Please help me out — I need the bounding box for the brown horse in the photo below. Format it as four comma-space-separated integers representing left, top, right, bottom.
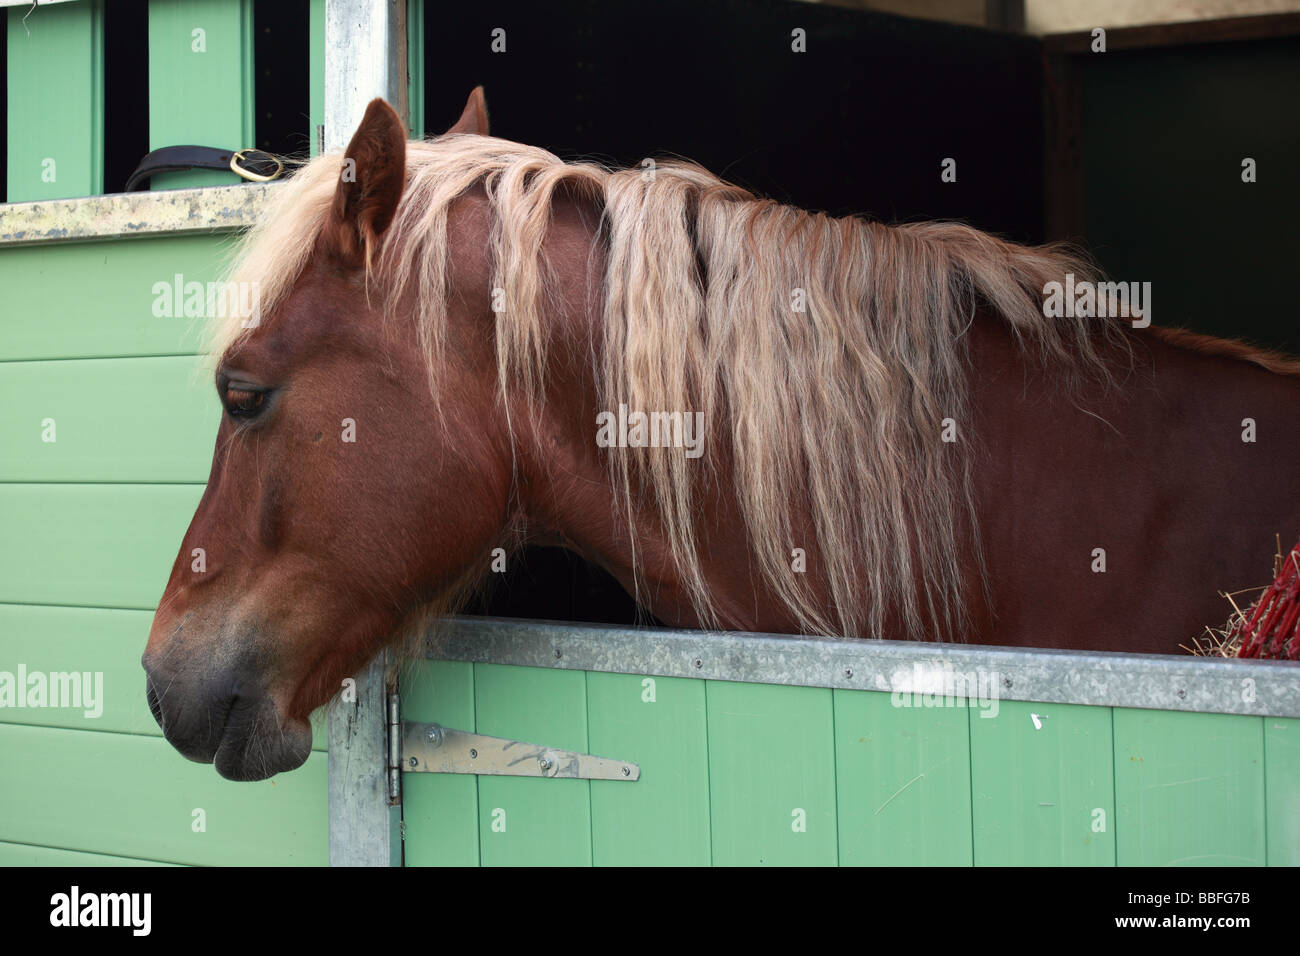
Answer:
144, 90, 1300, 780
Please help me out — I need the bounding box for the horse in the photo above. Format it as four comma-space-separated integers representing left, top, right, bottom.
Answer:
143, 89, 1300, 781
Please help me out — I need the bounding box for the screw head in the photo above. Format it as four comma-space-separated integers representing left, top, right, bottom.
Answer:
408, 756, 417, 768
844, 668, 853, 678
621, 766, 631, 777
469, 748, 478, 759
694, 658, 703, 669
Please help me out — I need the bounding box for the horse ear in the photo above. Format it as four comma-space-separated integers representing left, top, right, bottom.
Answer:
446, 86, 489, 136
328, 98, 407, 267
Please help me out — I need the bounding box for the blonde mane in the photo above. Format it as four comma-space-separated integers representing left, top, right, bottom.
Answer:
214, 134, 1126, 641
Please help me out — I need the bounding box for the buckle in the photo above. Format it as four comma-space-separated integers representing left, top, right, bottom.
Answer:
230, 148, 285, 183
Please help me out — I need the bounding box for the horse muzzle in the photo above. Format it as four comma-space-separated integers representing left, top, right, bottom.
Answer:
142, 653, 312, 781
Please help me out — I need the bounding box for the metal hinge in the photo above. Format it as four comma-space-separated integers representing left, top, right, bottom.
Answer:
401, 722, 640, 782
387, 689, 402, 803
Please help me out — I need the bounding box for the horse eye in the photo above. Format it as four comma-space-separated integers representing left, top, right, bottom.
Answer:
223, 386, 268, 419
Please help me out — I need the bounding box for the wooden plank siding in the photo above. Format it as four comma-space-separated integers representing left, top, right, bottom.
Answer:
401, 663, 1298, 866
146, 0, 255, 191
5, 0, 104, 202
0, 235, 328, 866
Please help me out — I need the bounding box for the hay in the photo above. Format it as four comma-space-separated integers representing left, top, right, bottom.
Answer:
1185, 536, 1300, 660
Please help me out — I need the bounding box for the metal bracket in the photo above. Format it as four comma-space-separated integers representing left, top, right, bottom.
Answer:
386, 689, 402, 804
401, 722, 640, 782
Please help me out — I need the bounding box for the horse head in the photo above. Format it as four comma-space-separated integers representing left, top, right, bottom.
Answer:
143, 92, 518, 781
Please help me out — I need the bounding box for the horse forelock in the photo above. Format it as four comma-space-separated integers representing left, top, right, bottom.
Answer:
214, 134, 1145, 641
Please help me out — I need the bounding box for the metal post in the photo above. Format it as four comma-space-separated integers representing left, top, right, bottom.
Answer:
323, 1, 408, 865
328, 651, 402, 866
322, 0, 409, 151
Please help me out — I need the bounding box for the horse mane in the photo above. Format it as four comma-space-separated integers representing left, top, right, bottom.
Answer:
220, 134, 1293, 641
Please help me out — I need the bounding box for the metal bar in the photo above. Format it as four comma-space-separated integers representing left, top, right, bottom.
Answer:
323, 0, 409, 868
0, 184, 276, 245
328, 652, 401, 866
423, 616, 1300, 719
323, 0, 408, 151
402, 722, 640, 781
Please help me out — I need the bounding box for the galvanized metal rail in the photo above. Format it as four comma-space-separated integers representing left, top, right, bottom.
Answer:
424, 616, 1300, 719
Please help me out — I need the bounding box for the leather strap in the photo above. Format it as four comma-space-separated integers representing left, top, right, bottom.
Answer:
125, 145, 285, 191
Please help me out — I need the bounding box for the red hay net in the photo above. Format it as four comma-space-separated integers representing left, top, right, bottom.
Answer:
1232, 537, 1300, 661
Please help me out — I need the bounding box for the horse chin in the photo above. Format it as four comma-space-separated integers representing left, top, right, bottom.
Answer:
211, 705, 314, 782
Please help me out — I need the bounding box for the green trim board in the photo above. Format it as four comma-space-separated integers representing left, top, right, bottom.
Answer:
309, 0, 325, 155
0, 722, 326, 866
0, 603, 329, 751
407, 0, 424, 138
473, 664, 591, 866
0, 355, 219, 482
0, 483, 203, 609
6, 0, 104, 201
401, 660, 479, 866
0, 234, 238, 361
0, 841, 181, 867
396, 659, 1299, 866
836, 688, 973, 865
147, 0, 255, 191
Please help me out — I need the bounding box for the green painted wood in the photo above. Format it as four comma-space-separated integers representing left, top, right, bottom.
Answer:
1264, 717, 1300, 866
407, 0, 425, 138
147, 0, 254, 190
706, 680, 837, 865
309, 0, 325, 156
0, 356, 218, 482
0, 484, 202, 609
401, 659, 479, 866
970, 699, 1114, 865
587, 672, 710, 865
0, 236, 229, 361
0, 723, 326, 865
6, 0, 104, 201
474, 663, 591, 866
0, 841, 180, 867
0, 603, 328, 751
834, 689, 972, 865
1114, 708, 1266, 866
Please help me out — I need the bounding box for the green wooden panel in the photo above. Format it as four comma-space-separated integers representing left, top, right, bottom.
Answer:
706, 680, 837, 865
474, 663, 591, 866
0, 841, 179, 867
834, 689, 972, 865
6, 0, 104, 201
0, 724, 326, 865
971, 700, 1114, 865
0, 236, 230, 361
0, 356, 218, 482
147, 0, 254, 190
0, 603, 328, 751
587, 672, 710, 865
309, 0, 324, 156
1114, 708, 1266, 866
0, 484, 202, 609
1265, 717, 1300, 866
401, 659, 479, 866
407, 0, 424, 138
